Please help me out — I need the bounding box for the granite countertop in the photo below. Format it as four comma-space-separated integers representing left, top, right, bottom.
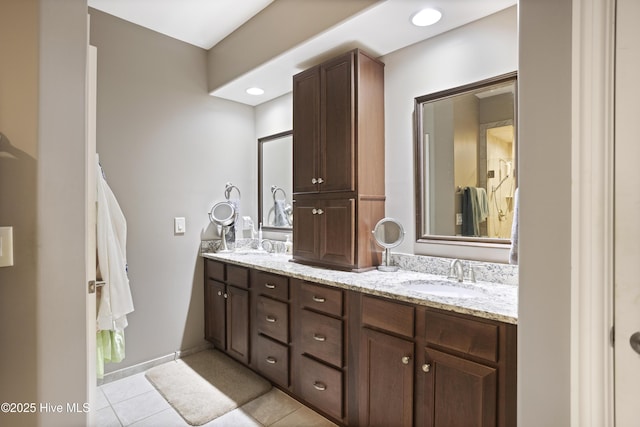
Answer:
202, 251, 518, 325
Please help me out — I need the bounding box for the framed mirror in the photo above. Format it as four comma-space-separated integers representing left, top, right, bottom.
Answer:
258, 130, 293, 231
414, 72, 517, 245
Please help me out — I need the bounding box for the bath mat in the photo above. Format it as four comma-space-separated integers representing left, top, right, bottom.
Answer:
145, 349, 272, 426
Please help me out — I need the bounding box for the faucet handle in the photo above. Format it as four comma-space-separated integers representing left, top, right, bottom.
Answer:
467, 266, 477, 283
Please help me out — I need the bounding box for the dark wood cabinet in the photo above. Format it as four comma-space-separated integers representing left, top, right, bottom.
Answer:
292, 279, 348, 425
358, 296, 416, 427
250, 269, 291, 389
204, 278, 226, 348
204, 259, 517, 427
415, 310, 516, 427
419, 347, 497, 427
292, 198, 355, 268
203, 260, 249, 364
292, 49, 385, 271
359, 328, 415, 427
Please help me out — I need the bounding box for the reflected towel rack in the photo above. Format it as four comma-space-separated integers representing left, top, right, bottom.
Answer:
271, 185, 287, 202
224, 182, 241, 200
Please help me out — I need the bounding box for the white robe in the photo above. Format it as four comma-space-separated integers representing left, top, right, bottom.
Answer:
96, 154, 134, 331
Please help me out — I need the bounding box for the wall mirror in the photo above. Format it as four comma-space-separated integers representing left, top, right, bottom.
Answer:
414, 72, 517, 245
258, 130, 293, 231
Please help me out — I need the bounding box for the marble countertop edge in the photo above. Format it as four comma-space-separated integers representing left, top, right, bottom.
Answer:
202, 251, 518, 325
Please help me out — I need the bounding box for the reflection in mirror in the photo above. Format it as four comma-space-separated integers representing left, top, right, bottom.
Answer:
259, 131, 293, 231
372, 218, 405, 272
415, 72, 517, 244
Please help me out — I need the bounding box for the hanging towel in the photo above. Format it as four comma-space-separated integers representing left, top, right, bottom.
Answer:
96, 154, 134, 331
226, 198, 240, 245
476, 187, 490, 223
509, 187, 519, 265
273, 199, 290, 227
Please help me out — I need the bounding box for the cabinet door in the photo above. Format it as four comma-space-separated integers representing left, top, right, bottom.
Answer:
293, 66, 320, 194
205, 279, 226, 350
359, 328, 414, 427
319, 198, 355, 267
292, 200, 320, 260
321, 52, 355, 193
420, 347, 497, 427
226, 285, 249, 364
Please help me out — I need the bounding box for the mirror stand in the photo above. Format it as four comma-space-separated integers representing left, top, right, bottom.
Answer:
372, 218, 405, 272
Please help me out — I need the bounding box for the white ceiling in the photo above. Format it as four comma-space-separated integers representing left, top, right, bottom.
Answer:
88, 0, 274, 49
89, 0, 516, 106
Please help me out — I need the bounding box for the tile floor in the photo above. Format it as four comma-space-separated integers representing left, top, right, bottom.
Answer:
95, 371, 338, 426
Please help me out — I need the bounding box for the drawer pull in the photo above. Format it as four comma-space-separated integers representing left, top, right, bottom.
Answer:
264, 283, 276, 289
401, 356, 411, 365
313, 334, 326, 342
313, 381, 327, 391
422, 363, 431, 373
312, 296, 326, 303
265, 356, 277, 364
265, 315, 277, 323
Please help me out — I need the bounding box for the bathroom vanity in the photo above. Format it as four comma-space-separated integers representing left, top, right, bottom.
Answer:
202, 251, 517, 427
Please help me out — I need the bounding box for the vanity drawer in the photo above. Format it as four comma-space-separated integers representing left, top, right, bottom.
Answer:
362, 295, 415, 339
254, 334, 289, 388
299, 309, 343, 367
226, 265, 249, 289
297, 355, 343, 421
299, 282, 342, 317
256, 296, 289, 344
425, 311, 499, 362
205, 259, 225, 281
254, 271, 289, 301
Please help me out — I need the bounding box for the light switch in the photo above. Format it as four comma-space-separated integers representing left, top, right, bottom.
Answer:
174, 217, 186, 234
0, 226, 14, 267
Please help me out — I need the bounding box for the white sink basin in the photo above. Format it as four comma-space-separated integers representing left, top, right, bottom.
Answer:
401, 280, 484, 299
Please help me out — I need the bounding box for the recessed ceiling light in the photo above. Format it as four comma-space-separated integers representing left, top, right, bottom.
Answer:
411, 8, 442, 27
246, 87, 264, 96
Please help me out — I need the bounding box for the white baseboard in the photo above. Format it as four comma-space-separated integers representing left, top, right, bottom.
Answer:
97, 342, 213, 386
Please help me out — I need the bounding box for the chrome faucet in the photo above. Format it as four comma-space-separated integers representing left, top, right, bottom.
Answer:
448, 259, 465, 282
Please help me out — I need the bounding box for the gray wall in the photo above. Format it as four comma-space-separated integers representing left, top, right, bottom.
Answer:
518, 0, 572, 424
0, 0, 89, 426
89, 9, 256, 373
381, 6, 517, 262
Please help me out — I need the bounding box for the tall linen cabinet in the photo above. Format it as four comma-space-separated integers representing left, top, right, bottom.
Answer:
292, 49, 385, 271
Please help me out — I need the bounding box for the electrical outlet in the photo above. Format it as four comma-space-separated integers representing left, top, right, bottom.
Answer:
456, 213, 463, 225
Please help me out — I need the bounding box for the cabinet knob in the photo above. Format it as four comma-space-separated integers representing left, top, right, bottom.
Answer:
264, 283, 276, 289
312, 296, 326, 303
422, 363, 431, 373
317, 209, 324, 215
317, 177, 324, 184
217, 291, 222, 296
265, 356, 277, 364
313, 381, 327, 391
312, 208, 318, 215
401, 356, 411, 365
265, 315, 277, 323
311, 178, 318, 184
223, 293, 228, 299
313, 333, 327, 342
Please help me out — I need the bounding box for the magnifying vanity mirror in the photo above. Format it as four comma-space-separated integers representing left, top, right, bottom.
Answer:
209, 201, 236, 252
258, 130, 293, 231
372, 218, 405, 272
414, 72, 517, 246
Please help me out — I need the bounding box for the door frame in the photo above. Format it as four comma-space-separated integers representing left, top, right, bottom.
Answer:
570, 0, 615, 425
